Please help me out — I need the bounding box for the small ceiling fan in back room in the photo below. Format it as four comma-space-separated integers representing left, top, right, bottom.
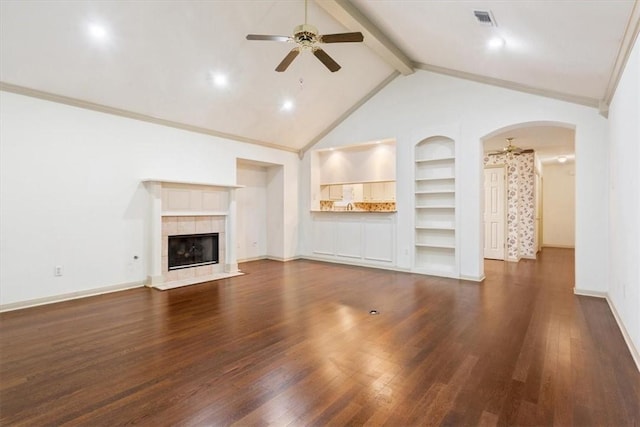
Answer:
488, 138, 534, 156
246, 0, 364, 72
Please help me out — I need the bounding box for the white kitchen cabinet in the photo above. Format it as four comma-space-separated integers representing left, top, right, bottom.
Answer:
329, 184, 343, 200
363, 181, 395, 201
321, 184, 344, 200
310, 212, 396, 266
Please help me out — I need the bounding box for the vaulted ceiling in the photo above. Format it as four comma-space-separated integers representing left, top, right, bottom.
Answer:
1, 1, 638, 154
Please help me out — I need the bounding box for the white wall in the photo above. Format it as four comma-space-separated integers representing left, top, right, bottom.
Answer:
607, 36, 640, 365
236, 163, 268, 261
317, 142, 396, 184
267, 165, 286, 260
0, 92, 299, 307
300, 69, 608, 291
542, 162, 576, 247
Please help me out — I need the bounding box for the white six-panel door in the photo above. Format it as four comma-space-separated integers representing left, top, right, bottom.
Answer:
484, 167, 505, 260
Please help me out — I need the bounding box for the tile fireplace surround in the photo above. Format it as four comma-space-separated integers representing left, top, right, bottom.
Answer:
143, 179, 244, 290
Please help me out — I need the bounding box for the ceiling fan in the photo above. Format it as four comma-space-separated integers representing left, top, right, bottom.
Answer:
246, 0, 364, 72
488, 138, 534, 156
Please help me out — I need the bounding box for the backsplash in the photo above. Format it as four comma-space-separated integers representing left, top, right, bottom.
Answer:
355, 202, 396, 211
319, 200, 396, 212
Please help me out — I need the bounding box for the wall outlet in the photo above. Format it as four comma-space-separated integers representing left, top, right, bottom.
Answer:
54, 266, 63, 277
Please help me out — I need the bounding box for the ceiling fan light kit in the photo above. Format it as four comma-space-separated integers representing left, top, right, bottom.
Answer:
488, 137, 534, 156
246, 0, 364, 72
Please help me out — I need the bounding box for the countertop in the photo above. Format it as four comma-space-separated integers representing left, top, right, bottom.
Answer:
311, 209, 397, 213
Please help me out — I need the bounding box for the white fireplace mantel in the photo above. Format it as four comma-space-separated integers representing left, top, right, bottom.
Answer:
143, 179, 243, 290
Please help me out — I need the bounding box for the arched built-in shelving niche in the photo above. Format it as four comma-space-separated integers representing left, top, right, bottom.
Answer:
414, 136, 458, 277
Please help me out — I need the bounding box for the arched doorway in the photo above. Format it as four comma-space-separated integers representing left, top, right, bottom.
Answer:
481, 122, 576, 262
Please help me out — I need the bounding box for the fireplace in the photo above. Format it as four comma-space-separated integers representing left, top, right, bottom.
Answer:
144, 179, 241, 290
168, 233, 219, 270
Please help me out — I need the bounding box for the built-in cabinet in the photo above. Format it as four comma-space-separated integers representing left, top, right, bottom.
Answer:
414, 137, 457, 276
310, 212, 396, 266
320, 184, 344, 200
320, 181, 395, 202
363, 181, 395, 201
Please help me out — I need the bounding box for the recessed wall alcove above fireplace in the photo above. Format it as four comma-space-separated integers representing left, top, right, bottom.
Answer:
143, 179, 244, 290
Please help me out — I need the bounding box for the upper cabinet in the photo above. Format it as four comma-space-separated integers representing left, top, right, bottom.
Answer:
319, 181, 395, 203
363, 181, 395, 201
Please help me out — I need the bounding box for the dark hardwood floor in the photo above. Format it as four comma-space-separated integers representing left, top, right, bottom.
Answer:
1, 248, 638, 426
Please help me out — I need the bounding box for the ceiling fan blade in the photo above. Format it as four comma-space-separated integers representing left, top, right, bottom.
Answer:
246, 34, 291, 42
518, 149, 535, 154
319, 32, 364, 43
275, 48, 300, 72
313, 48, 341, 72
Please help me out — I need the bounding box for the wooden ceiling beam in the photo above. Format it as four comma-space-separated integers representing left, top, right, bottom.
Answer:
315, 0, 414, 76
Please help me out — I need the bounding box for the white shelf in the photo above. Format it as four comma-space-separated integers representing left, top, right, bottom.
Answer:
415, 243, 456, 249
415, 190, 455, 194
414, 137, 457, 277
415, 176, 455, 182
416, 225, 455, 230
415, 156, 455, 163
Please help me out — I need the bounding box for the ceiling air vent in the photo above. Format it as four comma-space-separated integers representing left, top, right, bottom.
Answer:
474, 10, 497, 26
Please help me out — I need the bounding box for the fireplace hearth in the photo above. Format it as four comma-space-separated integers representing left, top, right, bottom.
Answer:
168, 233, 219, 270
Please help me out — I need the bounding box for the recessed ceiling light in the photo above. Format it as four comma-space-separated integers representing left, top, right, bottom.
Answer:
281, 100, 294, 111
88, 23, 109, 41
487, 36, 505, 50
212, 73, 228, 88
557, 156, 568, 163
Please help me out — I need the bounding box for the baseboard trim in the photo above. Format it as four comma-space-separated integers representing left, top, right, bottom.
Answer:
266, 255, 302, 262
301, 255, 412, 274
303, 256, 484, 282
605, 295, 640, 372
573, 288, 640, 372
460, 274, 486, 282
542, 244, 575, 249
237, 256, 302, 263
0, 280, 147, 313
237, 256, 268, 263
573, 288, 607, 298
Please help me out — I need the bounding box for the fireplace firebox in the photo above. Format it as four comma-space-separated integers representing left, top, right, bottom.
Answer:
168, 233, 219, 270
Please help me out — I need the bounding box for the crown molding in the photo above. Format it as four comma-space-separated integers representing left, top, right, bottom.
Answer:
0, 82, 298, 154
602, 0, 640, 110
413, 62, 600, 109
299, 70, 400, 158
